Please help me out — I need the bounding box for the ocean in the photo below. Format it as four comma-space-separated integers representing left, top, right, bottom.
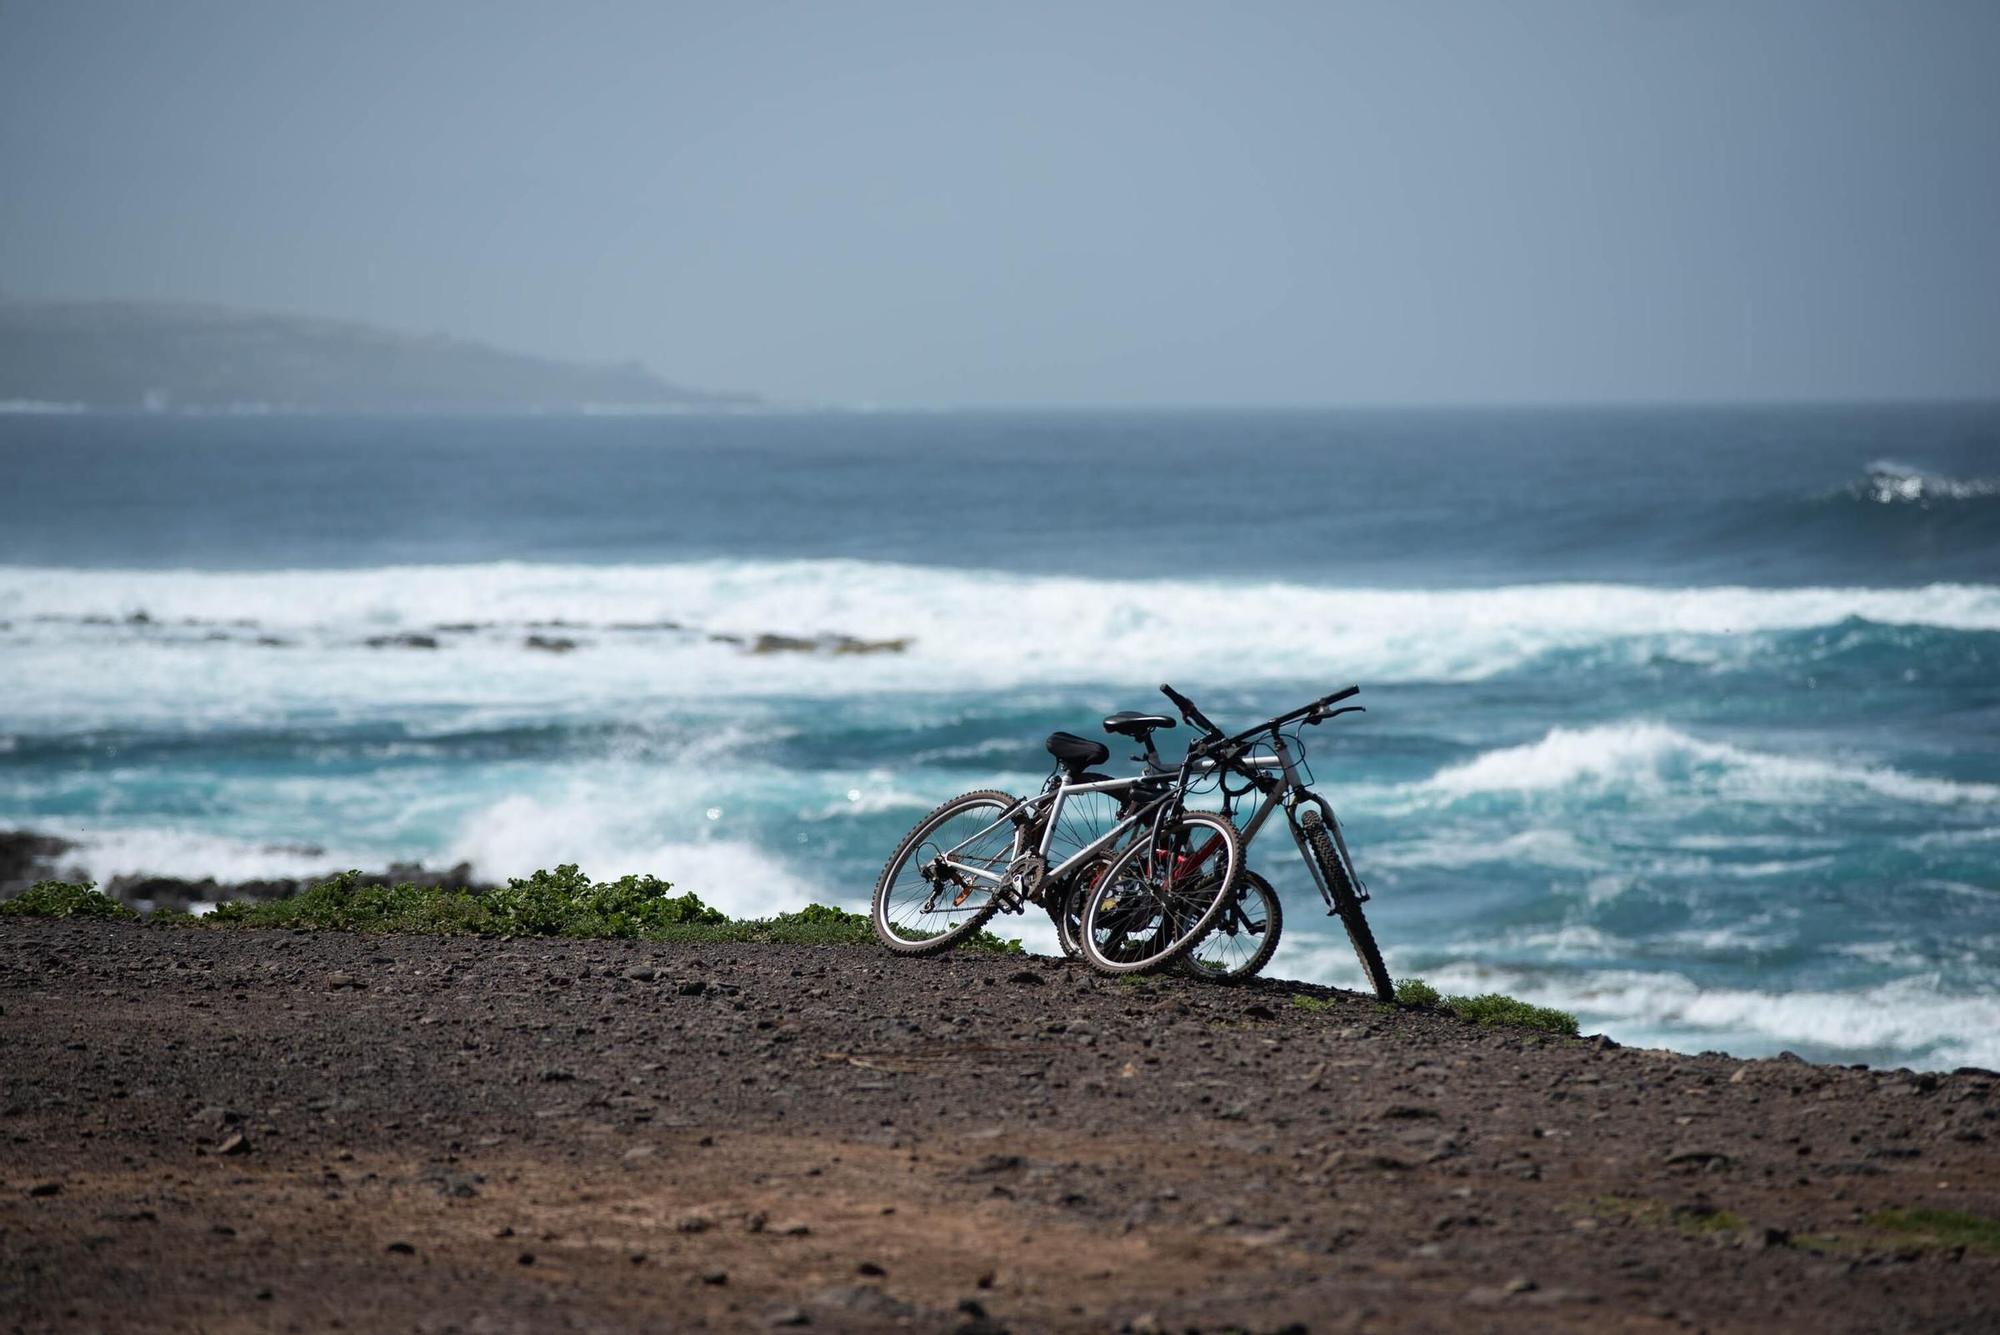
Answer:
2, 405, 1996, 1069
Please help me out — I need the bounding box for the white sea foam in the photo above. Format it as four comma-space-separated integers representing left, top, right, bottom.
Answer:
1369, 827, 1601, 872
52, 828, 372, 885
1274, 942, 2000, 1069
444, 791, 827, 919
2, 563, 1996, 705
1418, 722, 2000, 806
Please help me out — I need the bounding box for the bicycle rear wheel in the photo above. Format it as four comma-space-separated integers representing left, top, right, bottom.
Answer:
871, 790, 1020, 955
1301, 810, 1392, 1000
1078, 811, 1242, 976
1181, 869, 1282, 983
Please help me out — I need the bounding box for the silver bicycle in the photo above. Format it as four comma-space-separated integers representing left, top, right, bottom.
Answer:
870, 723, 1243, 975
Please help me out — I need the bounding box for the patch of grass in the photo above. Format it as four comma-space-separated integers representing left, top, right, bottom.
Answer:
1394, 977, 1442, 1007
1866, 1208, 2000, 1254
1388, 976, 1579, 1037
1589, 1195, 1746, 1238
210, 871, 493, 935
1674, 1205, 1747, 1236
19, 869, 1025, 956
0, 880, 139, 921
1444, 991, 1580, 1036
1291, 994, 1336, 1013
483, 865, 727, 939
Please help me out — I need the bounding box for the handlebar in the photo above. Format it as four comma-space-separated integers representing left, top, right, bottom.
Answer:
1159, 682, 1223, 738
1162, 682, 1362, 753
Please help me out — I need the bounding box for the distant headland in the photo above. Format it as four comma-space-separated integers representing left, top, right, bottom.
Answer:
0, 297, 758, 414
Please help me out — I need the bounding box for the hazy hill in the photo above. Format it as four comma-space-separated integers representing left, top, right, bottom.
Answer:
0, 298, 755, 413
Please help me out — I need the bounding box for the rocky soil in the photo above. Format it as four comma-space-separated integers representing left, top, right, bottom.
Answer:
2, 920, 1996, 1333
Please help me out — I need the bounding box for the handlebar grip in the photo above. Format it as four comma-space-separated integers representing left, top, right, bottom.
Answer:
1160, 682, 1223, 737
1320, 684, 1360, 708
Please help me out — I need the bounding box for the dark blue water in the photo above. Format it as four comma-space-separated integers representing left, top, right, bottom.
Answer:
2, 405, 1997, 1068
5, 405, 1998, 584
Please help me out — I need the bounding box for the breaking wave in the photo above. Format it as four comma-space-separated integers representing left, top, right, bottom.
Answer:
4, 562, 1997, 702
1836, 460, 2000, 507
1416, 722, 1999, 807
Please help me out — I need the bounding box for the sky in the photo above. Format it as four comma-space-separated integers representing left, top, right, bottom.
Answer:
2, 0, 1996, 407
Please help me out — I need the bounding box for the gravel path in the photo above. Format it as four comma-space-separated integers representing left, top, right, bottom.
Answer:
3, 920, 1996, 1332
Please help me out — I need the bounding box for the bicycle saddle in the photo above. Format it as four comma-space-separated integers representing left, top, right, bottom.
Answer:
1045, 731, 1110, 774
1102, 711, 1176, 738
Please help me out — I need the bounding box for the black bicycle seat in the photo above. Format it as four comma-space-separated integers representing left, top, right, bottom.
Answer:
1045, 731, 1110, 773
1102, 711, 1176, 738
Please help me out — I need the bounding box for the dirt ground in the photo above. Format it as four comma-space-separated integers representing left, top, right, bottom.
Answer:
2, 920, 1995, 1333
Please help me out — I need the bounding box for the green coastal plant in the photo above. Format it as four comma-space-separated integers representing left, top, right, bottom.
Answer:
1866, 1208, 2000, 1255
1388, 975, 1578, 1037
3, 869, 1023, 955
1393, 978, 1442, 1007
0, 880, 139, 921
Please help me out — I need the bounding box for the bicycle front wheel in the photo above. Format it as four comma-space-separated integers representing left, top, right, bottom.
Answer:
1079, 811, 1242, 976
872, 790, 1020, 955
1301, 810, 1392, 1000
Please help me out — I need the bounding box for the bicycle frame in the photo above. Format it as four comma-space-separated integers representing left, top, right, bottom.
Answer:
924, 771, 1179, 906
1195, 730, 1367, 914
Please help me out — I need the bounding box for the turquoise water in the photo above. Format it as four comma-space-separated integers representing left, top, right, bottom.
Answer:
2, 406, 1996, 1068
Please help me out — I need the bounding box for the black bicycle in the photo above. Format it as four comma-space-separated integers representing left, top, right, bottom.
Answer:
1075, 684, 1392, 999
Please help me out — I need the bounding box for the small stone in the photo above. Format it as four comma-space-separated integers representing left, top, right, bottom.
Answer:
856, 1260, 886, 1277
700, 1268, 728, 1285
539, 1069, 576, 1083
779, 1221, 812, 1236
327, 973, 362, 989
28, 1182, 62, 1198
518, 1253, 535, 1266
677, 978, 708, 996
677, 1211, 715, 1234
217, 1132, 250, 1156
624, 965, 657, 982
385, 1241, 415, 1255
621, 1145, 656, 1163
768, 1308, 810, 1328
1005, 968, 1045, 986
1503, 1277, 1537, 1295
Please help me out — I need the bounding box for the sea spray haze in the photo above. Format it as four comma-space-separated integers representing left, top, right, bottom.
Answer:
1, 405, 1997, 1067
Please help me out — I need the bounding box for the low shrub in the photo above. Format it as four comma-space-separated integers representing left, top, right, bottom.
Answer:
0, 880, 139, 921
1867, 1208, 2000, 1254
1375, 975, 1579, 1037
1394, 978, 1442, 1007
28, 865, 1026, 956
1442, 991, 1580, 1036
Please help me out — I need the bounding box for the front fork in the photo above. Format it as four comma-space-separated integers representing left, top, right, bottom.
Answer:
1283, 789, 1369, 910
